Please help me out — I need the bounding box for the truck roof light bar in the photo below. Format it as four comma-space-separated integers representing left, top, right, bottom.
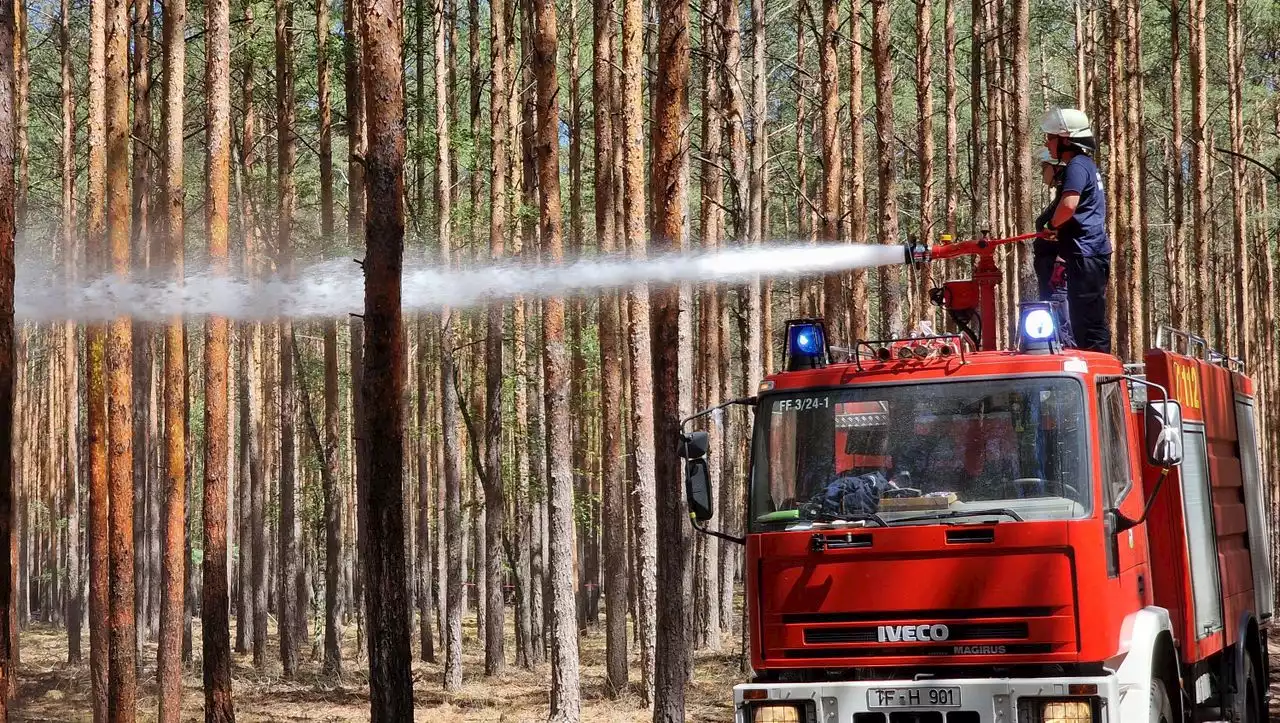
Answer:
852, 335, 968, 370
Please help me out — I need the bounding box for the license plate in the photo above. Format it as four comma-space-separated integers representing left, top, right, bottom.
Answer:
867, 687, 961, 709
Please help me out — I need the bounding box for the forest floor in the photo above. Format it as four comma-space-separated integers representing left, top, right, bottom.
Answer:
10, 611, 742, 722
15, 618, 1280, 720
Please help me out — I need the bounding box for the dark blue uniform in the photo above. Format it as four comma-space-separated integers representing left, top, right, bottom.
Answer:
1053, 154, 1111, 354
1034, 192, 1074, 346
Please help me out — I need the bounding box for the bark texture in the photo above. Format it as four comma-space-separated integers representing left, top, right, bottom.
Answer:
532, 0, 581, 714
158, 0, 187, 712
651, 0, 692, 714
359, 0, 415, 713
202, 0, 235, 714
105, 0, 138, 710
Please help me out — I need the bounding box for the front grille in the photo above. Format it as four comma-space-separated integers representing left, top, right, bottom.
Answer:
804, 622, 1029, 645
782, 607, 1060, 625
782, 643, 1057, 659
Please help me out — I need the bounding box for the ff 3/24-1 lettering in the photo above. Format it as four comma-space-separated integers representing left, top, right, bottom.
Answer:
775, 397, 832, 412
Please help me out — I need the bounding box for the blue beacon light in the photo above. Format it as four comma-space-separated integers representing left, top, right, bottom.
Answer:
1022, 308, 1055, 340
1017, 303, 1061, 354
784, 319, 828, 371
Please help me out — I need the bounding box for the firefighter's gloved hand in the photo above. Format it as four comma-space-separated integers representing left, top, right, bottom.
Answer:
1050, 258, 1068, 291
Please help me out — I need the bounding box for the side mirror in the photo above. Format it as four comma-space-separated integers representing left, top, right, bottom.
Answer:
1145, 399, 1184, 468
685, 457, 714, 522
678, 431, 710, 460
679, 432, 713, 522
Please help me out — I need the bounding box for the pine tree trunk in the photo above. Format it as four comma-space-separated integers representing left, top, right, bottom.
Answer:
127, 0, 154, 652
239, 12, 270, 667
1009, 0, 1032, 301
342, 0, 367, 661
914, 0, 933, 315
872, 0, 901, 335
533, 0, 581, 713
86, 0, 110, 703
1123, 0, 1144, 356
651, 0, 691, 712
415, 320, 436, 663
235, 326, 251, 655
483, 0, 508, 677
1168, 0, 1184, 329
157, 0, 186, 711
506, 0, 533, 671
349, 317, 368, 659
795, 0, 810, 306
519, 5, 544, 661
1189, 0, 1208, 335
0, 0, 14, 708
819, 0, 842, 335
359, 0, 415, 711
566, 0, 592, 633
128, 0, 155, 656
696, 0, 722, 654
275, 0, 301, 676
746, 0, 764, 379
722, 0, 747, 243
106, 0, 138, 706
622, 0, 656, 700
849, 0, 868, 338
942, 0, 956, 237
1226, 0, 1246, 362
316, 0, 344, 675
436, 0, 464, 690
60, 0, 83, 664
596, 0, 627, 686
967, 0, 982, 238
202, 0, 235, 713
11, 0, 22, 233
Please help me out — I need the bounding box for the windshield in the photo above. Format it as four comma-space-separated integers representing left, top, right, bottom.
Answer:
751, 377, 1089, 530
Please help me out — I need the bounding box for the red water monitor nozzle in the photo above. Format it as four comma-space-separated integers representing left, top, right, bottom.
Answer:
904, 231, 1047, 352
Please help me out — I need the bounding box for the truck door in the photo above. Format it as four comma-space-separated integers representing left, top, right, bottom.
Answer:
1098, 381, 1147, 586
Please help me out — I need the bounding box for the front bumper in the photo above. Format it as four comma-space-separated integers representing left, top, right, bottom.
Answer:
734, 674, 1120, 723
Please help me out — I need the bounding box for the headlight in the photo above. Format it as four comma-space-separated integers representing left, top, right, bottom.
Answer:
750, 703, 803, 723
1042, 701, 1092, 723
1018, 698, 1096, 723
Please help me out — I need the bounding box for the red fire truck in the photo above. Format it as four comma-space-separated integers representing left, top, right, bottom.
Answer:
680, 234, 1275, 723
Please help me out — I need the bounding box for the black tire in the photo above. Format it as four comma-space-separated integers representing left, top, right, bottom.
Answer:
1151, 677, 1174, 723
1243, 655, 1266, 723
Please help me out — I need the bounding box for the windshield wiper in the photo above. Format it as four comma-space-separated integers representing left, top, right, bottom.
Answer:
811, 511, 888, 527
889, 508, 1024, 524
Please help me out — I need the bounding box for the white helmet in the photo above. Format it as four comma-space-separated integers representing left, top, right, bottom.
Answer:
1036, 146, 1065, 166
1040, 107, 1093, 139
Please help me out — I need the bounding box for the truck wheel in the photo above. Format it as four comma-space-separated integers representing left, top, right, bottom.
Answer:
1151, 678, 1174, 723
1242, 656, 1264, 723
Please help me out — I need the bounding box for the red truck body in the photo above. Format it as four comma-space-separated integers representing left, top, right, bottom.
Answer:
697, 249, 1275, 722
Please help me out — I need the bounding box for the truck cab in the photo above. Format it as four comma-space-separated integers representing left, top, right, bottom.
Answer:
682, 308, 1273, 723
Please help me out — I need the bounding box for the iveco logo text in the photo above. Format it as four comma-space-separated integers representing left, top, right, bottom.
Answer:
876, 624, 950, 643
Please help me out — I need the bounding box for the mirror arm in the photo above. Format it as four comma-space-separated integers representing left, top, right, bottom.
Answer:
1114, 468, 1170, 533
680, 396, 758, 434
691, 517, 746, 546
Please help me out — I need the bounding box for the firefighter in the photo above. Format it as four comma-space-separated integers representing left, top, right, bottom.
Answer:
1040, 108, 1112, 354
1032, 147, 1075, 346
1033, 147, 1067, 301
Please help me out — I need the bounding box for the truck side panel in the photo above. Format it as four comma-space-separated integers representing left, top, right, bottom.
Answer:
1144, 349, 1262, 669
1197, 359, 1255, 658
